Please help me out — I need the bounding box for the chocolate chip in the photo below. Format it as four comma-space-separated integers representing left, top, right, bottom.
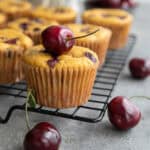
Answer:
33, 27, 40, 32
32, 18, 43, 24
47, 59, 58, 68
54, 8, 66, 13
85, 52, 97, 63
102, 14, 126, 19
80, 27, 90, 33
5, 38, 18, 44
101, 14, 113, 18
20, 22, 28, 30
118, 16, 126, 19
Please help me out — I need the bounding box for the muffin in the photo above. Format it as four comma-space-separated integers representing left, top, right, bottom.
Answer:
0, 0, 32, 20
65, 24, 112, 65
32, 6, 76, 24
8, 18, 58, 44
0, 13, 7, 28
22, 45, 99, 108
0, 29, 33, 83
82, 9, 133, 49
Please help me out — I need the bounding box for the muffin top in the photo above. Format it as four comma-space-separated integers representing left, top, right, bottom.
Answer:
8, 18, 58, 35
82, 9, 133, 26
23, 45, 99, 69
32, 6, 76, 23
65, 24, 112, 42
0, 13, 7, 24
0, 29, 33, 51
0, 0, 32, 14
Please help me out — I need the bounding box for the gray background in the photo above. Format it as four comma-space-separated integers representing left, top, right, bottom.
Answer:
0, 1, 150, 150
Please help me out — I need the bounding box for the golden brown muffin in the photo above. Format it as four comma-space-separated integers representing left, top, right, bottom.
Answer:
82, 9, 133, 49
8, 18, 58, 44
0, 29, 33, 83
22, 45, 99, 108
0, 0, 32, 20
65, 24, 112, 65
32, 6, 77, 24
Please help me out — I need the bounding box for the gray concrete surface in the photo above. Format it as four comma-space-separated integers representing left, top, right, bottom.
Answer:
0, 3, 150, 150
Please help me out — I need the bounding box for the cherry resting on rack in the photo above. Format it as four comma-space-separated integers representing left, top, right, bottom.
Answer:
108, 96, 141, 130
129, 58, 150, 79
24, 122, 61, 150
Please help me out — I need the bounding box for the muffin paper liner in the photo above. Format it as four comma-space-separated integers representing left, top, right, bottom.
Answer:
28, 32, 41, 45
83, 20, 132, 50
0, 50, 24, 84
107, 24, 132, 49
23, 63, 97, 108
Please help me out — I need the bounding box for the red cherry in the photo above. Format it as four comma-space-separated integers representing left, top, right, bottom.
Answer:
129, 58, 150, 79
121, 0, 137, 8
107, 0, 122, 8
42, 25, 75, 56
108, 96, 141, 130
95, 0, 122, 8
24, 122, 61, 150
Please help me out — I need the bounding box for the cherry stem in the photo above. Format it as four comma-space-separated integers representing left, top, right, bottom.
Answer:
67, 29, 100, 41
129, 96, 150, 100
25, 89, 31, 131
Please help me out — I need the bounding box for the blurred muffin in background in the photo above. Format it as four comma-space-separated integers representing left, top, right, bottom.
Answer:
32, 6, 77, 24
0, 0, 32, 20
82, 9, 133, 49
8, 17, 58, 44
0, 29, 33, 84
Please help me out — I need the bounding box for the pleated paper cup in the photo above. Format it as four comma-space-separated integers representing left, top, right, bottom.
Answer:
23, 63, 97, 108
83, 20, 132, 50
107, 24, 132, 50
0, 49, 24, 84
27, 32, 41, 45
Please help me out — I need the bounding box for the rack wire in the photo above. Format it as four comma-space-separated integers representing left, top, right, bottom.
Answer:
0, 34, 136, 124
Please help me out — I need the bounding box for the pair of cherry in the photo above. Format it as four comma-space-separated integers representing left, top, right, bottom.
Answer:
23, 26, 150, 150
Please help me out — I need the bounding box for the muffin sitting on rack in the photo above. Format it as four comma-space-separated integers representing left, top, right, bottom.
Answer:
8, 18, 58, 44
22, 25, 99, 108
0, 0, 32, 20
0, 29, 33, 84
82, 9, 133, 49
32, 6, 77, 24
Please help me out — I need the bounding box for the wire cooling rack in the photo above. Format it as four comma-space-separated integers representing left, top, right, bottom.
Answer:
0, 34, 136, 124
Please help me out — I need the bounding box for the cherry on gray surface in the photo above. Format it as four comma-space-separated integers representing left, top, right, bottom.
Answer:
24, 122, 61, 150
129, 58, 150, 79
108, 96, 141, 130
